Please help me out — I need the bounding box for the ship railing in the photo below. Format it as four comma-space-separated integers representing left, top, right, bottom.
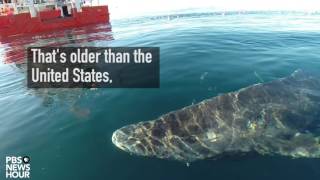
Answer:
0, 0, 99, 17
0, 2, 57, 15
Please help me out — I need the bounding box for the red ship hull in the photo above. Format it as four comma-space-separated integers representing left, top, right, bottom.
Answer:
0, 6, 109, 37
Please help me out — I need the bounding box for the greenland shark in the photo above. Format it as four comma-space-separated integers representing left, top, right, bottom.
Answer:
112, 70, 320, 162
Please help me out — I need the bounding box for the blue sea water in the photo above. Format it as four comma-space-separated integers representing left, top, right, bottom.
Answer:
0, 11, 320, 180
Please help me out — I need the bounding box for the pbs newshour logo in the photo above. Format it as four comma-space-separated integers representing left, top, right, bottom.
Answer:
5, 156, 31, 179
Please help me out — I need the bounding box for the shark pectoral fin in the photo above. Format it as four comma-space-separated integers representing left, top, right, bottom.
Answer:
277, 133, 320, 158
289, 134, 320, 158
255, 133, 320, 158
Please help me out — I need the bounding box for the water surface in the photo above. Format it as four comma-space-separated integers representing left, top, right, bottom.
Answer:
0, 11, 320, 180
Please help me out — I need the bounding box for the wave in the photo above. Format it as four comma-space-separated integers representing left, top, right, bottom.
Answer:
105, 0, 320, 19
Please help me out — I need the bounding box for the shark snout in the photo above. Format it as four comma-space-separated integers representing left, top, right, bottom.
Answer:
112, 125, 150, 156
112, 129, 130, 152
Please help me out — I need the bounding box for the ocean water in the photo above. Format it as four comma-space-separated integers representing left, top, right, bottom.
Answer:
0, 11, 320, 180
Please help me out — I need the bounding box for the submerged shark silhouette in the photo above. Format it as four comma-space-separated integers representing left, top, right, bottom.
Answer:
112, 70, 320, 162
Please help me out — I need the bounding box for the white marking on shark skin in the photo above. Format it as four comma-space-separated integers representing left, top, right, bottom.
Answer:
163, 135, 189, 161
206, 130, 218, 142
227, 93, 242, 149
173, 135, 202, 158
189, 106, 205, 132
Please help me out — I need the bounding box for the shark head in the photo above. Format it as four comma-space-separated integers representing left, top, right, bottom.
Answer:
112, 121, 176, 159
111, 111, 232, 162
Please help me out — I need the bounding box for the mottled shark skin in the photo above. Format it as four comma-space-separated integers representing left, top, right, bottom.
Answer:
112, 70, 320, 162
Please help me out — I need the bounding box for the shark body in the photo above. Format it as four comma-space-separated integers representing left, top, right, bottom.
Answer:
112, 70, 320, 162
